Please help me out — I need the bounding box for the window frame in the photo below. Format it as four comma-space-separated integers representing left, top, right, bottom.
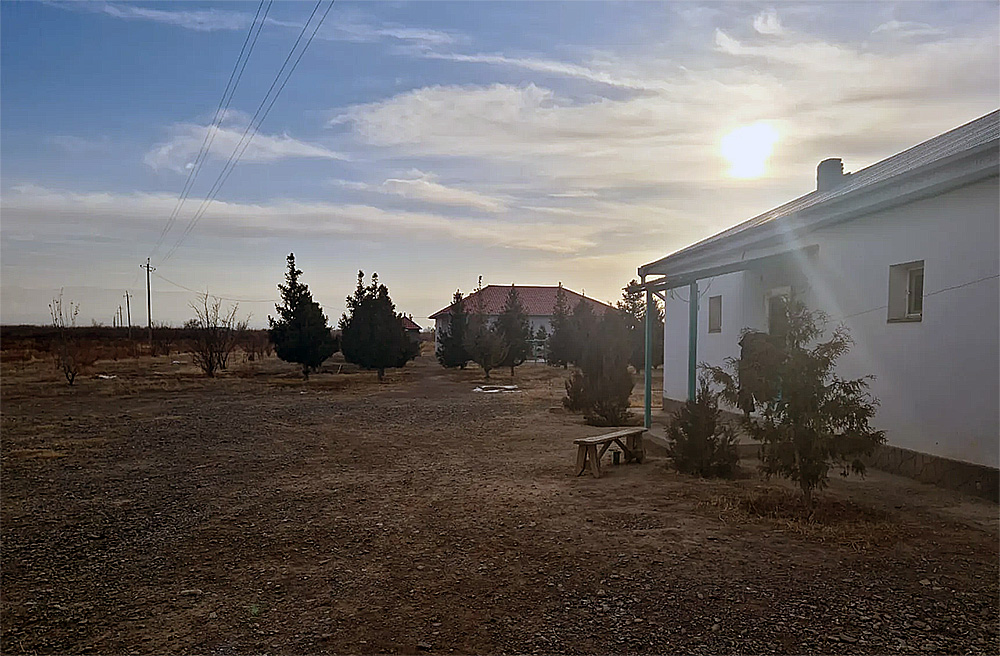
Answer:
707, 295, 723, 333
906, 266, 924, 318
887, 260, 924, 323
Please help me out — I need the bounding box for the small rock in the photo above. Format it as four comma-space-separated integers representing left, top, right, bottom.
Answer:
919, 579, 931, 586
208, 612, 217, 620
417, 641, 433, 651
840, 635, 857, 644
180, 589, 204, 596
711, 624, 720, 632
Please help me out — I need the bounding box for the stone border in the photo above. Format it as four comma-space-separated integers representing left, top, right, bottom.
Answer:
864, 444, 999, 503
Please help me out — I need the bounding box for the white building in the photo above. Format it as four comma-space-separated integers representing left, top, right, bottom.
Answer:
638, 111, 999, 483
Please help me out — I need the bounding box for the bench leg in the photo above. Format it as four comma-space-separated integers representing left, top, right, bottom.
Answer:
610, 437, 634, 464
630, 434, 645, 464
575, 445, 588, 476
587, 444, 602, 478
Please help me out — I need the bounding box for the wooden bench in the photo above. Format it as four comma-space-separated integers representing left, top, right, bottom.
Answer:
574, 428, 646, 478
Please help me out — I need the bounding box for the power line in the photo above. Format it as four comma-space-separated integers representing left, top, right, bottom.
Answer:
838, 272, 999, 321
151, 271, 279, 303
150, 0, 272, 260
162, 0, 335, 263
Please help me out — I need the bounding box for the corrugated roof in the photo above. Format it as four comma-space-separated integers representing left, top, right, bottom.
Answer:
648, 110, 999, 266
429, 285, 613, 319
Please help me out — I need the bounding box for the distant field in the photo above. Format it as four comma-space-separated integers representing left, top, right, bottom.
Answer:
1, 349, 997, 654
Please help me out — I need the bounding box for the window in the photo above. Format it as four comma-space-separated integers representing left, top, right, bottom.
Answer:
888, 260, 924, 322
708, 295, 722, 333
765, 287, 791, 337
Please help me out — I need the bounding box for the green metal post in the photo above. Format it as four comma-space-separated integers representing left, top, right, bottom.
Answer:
687, 280, 698, 400
644, 285, 653, 429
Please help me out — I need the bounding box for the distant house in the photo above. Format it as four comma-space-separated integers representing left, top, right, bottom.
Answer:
401, 315, 421, 344
638, 111, 999, 494
429, 285, 613, 356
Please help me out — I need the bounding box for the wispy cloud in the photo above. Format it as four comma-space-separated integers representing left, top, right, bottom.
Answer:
381, 171, 507, 213
324, 19, 459, 47
419, 51, 662, 91
98, 2, 264, 32
1, 184, 594, 254
872, 20, 946, 39
60, 1, 455, 46
144, 115, 345, 173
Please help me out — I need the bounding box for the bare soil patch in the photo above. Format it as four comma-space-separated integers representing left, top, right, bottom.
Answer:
2, 352, 997, 654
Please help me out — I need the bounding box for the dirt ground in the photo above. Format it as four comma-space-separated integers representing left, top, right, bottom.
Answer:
2, 350, 997, 655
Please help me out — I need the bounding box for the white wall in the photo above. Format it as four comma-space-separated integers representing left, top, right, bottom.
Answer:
661, 177, 999, 467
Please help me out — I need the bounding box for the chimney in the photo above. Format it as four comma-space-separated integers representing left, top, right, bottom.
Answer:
817, 157, 845, 192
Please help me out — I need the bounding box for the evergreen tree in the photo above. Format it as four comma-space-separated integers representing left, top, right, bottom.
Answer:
618, 279, 663, 370
666, 377, 739, 477
268, 253, 337, 379
563, 310, 634, 426
547, 283, 573, 368
339, 271, 416, 381
463, 278, 507, 379
704, 298, 885, 511
568, 297, 597, 366
534, 324, 549, 361
436, 289, 469, 369
495, 285, 532, 377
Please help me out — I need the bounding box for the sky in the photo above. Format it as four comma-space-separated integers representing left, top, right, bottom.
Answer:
2, 0, 997, 328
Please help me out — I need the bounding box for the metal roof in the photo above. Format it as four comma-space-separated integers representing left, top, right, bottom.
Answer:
643, 110, 1000, 270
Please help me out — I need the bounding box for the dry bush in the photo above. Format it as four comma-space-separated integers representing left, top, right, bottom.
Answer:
188, 294, 248, 377
241, 330, 271, 362
705, 486, 896, 551
49, 293, 98, 385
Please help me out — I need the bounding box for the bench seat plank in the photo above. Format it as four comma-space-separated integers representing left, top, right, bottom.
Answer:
573, 428, 645, 445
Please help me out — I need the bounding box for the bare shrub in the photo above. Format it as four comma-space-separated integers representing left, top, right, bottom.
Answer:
188, 294, 249, 377
242, 330, 271, 362
49, 292, 96, 385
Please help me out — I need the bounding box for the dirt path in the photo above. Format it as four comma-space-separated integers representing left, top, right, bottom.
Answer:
2, 353, 997, 654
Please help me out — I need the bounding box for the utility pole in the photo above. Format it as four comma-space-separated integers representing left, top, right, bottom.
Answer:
123, 291, 133, 340
141, 258, 155, 350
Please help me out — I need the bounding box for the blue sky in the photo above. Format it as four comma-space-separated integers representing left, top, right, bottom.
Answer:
2, 1, 997, 327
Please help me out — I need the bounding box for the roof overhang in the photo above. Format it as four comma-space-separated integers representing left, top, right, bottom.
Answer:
639, 140, 999, 279
636, 244, 819, 292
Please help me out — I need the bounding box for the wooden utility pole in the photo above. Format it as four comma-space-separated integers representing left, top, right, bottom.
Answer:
123, 291, 133, 340
142, 258, 155, 350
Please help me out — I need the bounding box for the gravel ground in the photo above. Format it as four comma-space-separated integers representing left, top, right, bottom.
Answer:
1, 352, 997, 655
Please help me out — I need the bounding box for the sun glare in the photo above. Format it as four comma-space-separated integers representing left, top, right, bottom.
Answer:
721, 122, 779, 179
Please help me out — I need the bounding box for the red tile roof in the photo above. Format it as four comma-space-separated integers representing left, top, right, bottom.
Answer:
429, 285, 614, 319
401, 316, 422, 331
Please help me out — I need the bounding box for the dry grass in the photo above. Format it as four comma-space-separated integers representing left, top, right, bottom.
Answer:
705, 485, 899, 552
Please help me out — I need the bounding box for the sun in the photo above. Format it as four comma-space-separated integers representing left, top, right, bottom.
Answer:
720, 122, 779, 179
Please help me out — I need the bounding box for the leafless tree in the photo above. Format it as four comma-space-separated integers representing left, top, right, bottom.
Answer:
188, 294, 249, 377
49, 291, 95, 385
